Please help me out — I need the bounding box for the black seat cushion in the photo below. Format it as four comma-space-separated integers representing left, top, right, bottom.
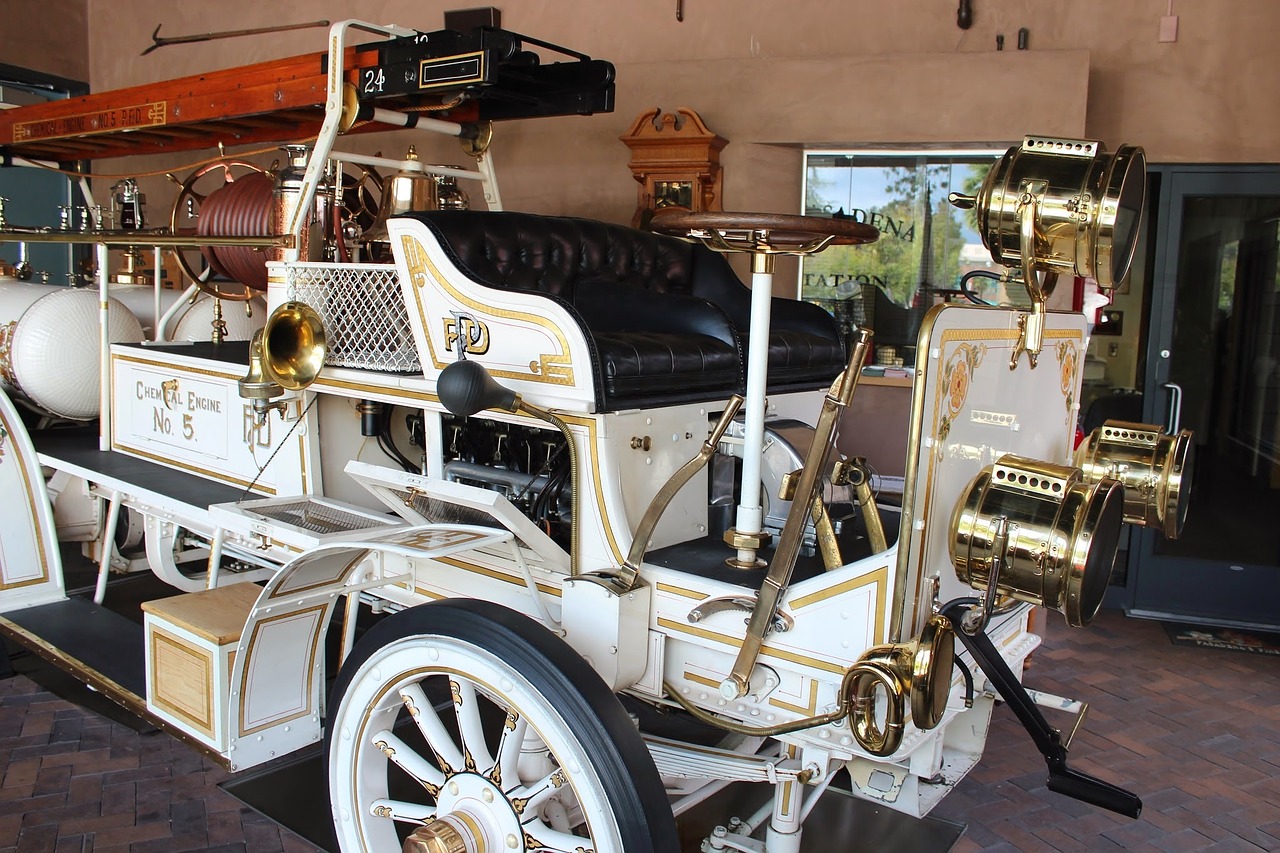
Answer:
577, 278, 742, 406
757, 328, 847, 387
594, 331, 742, 399
687, 244, 847, 391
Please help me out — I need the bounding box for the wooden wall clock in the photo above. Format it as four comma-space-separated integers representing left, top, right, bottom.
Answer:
620, 108, 727, 229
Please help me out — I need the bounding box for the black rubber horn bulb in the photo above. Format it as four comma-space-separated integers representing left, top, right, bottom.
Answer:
437, 359, 519, 417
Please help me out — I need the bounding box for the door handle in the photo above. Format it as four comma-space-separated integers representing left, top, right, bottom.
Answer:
1162, 382, 1183, 434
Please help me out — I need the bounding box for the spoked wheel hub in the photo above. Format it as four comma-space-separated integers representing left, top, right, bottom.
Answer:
402, 771, 525, 853
325, 600, 678, 853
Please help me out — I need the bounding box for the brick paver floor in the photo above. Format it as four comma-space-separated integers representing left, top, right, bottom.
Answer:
0, 608, 1276, 851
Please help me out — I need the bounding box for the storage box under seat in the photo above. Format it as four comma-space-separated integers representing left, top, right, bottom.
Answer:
141, 582, 261, 753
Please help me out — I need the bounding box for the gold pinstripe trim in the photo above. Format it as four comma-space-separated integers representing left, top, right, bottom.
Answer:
768, 679, 819, 715
0, 403, 50, 588
312, 376, 440, 403
110, 440, 277, 495
237, 603, 328, 735
683, 670, 720, 690
789, 565, 889, 644
149, 627, 216, 737
657, 582, 707, 600
399, 234, 576, 385
113, 353, 241, 381
432, 556, 563, 598
657, 617, 844, 675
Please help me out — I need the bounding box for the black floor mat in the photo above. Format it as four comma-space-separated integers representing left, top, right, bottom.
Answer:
1164, 621, 1280, 656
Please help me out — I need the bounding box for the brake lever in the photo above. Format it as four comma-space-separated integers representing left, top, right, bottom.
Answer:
939, 599, 1142, 819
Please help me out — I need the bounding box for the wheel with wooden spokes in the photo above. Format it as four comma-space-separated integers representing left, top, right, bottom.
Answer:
325, 599, 677, 852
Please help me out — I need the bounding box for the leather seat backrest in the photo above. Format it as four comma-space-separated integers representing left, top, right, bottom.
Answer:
403, 210, 697, 302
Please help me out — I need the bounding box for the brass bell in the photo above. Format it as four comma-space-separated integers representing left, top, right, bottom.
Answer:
364, 146, 441, 243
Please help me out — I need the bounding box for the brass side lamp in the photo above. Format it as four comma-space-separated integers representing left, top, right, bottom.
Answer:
950, 455, 1125, 628
1074, 420, 1194, 539
949, 136, 1146, 368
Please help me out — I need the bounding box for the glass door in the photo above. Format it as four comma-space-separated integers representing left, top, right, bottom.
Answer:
1129, 169, 1280, 628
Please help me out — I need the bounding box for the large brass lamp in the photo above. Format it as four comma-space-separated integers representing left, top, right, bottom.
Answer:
950, 455, 1125, 628
1074, 420, 1193, 539
949, 136, 1146, 367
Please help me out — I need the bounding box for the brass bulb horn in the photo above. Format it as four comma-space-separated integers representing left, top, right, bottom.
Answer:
238, 300, 327, 419
950, 455, 1125, 628
847, 615, 955, 757
1074, 420, 1194, 539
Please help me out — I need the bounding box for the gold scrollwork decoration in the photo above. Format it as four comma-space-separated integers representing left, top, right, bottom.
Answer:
937, 342, 987, 443
1055, 339, 1080, 422
0, 321, 18, 387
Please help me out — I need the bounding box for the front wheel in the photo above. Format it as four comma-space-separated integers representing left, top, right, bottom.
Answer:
324, 599, 677, 852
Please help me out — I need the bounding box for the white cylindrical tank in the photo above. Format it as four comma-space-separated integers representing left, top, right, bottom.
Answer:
172, 293, 266, 341
0, 279, 144, 420
108, 285, 266, 342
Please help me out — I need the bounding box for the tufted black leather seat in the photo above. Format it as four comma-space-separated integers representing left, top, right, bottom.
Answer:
400, 210, 846, 410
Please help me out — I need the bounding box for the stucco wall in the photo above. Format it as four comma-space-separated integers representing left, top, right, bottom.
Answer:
74, 1, 1279, 227
84, 1, 1279, 159
1, 0, 89, 84
63, 0, 1274, 297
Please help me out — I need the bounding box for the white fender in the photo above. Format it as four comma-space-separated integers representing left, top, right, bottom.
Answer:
225, 524, 512, 771
0, 387, 64, 611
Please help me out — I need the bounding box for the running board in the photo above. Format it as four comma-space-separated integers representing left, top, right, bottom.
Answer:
0, 595, 233, 768
940, 600, 1142, 819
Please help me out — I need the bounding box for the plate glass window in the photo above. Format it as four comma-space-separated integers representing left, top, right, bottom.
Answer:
801, 150, 1009, 361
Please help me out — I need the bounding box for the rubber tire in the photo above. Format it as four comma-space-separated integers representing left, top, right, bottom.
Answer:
324, 598, 678, 852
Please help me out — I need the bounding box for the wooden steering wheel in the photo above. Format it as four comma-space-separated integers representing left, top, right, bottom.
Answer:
649, 209, 879, 256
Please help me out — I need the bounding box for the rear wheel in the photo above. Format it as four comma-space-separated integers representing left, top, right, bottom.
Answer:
325, 599, 677, 852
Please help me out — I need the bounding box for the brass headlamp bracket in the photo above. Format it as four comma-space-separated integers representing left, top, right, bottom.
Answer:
1012, 179, 1052, 369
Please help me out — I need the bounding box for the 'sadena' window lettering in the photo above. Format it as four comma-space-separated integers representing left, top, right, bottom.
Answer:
801, 150, 1009, 310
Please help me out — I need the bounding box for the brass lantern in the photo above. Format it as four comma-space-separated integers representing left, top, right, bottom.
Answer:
950, 455, 1125, 628
949, 136, 1146, 367
1074, 420, 1194, 539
